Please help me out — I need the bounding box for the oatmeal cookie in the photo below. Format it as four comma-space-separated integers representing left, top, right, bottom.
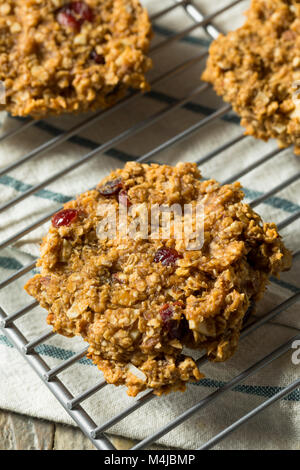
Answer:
25, 162, 292, 396
0, 0, 152, 117
202, 0, 300, 154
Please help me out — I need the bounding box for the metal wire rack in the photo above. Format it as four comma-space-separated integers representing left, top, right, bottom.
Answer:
0, 0, 299, 450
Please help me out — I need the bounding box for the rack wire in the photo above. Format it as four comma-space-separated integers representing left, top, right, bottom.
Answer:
0, 0, 299, 450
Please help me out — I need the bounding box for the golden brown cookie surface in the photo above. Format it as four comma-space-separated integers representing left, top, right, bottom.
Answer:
0, 0, 152, 117
202, 0, 300, 154
25, 162, 292, 396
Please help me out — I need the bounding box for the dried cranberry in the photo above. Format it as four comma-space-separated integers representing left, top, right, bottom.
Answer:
57, 2, 93, 31
98, 178, 123, 196
57, 7, 80, 31
154, 247, 182, 266
160, 304, 188, 340
52, 209, 78, 227
118, 189, 131, 207
90, 50, 105, 64
160, 304, 173, 323
71, 1, 94, 21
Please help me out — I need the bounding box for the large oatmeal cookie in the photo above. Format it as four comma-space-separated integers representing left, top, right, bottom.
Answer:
202, 0, 300, 154
25, 162, 292, 396
0, 0, 152, 117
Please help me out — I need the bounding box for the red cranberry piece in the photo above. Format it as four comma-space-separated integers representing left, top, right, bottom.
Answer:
90, 50, 105, 64
57, 7, 80, 31
98, 178, 123, 196
160, 304, 174, 323
160, 304, 188, 340
57, 2, 93, 31
71, 1, 94, 21
118, 189, 131, 207
52, 209, 78, 228
154, 247, 182, 266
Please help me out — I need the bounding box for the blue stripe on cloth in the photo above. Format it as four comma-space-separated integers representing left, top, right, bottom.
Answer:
243, 188, 300, 214
0, 334, 13, 348
0, 334, 92, 365
0, 257, 23, 271
147, 90, 240, 125
193, 377, 300, 402
31, 91, 240, 139
0, 334, 298, 401
153, 25, 212, 48
0, 175, 72, 204
270, 277, 300, 294
1, 170, 299, 214
32, 120, 135, 162
35, 343, 93, 366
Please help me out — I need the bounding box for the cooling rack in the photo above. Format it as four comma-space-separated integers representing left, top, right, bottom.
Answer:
0, 0, 299, 450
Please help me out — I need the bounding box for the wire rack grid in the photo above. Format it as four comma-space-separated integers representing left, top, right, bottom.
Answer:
0, 0, 299, 450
